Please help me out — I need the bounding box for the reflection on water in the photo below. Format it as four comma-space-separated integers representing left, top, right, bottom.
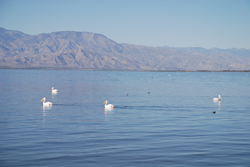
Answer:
1, 70, 250, 167
52, 91, 58, 98
103, 108, 113, 121
213, 100, 221, 111
103, 107, 114, 113
42, 105, 52, 112
42, 110, 47, 117
41, 106, 52, 120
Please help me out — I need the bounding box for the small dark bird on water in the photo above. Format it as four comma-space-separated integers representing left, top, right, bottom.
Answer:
213, 111, 216, 114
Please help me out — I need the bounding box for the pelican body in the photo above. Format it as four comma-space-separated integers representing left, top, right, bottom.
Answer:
51, 87, 58, 93
102, 100, 114, 110
40, 97, 53, 106
213, 95, 222, 101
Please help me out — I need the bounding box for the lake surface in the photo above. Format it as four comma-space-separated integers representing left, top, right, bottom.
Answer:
0, 69, 249, 167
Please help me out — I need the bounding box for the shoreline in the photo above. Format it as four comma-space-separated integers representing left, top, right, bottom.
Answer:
0, 66, 250, 72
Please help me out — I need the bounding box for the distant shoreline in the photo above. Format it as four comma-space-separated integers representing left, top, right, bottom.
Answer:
1, 66, 250, 72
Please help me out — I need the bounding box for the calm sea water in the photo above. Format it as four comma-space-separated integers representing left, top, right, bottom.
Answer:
0, 69, 249, 167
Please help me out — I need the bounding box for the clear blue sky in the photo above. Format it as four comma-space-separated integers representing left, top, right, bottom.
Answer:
0, 0, 250, 49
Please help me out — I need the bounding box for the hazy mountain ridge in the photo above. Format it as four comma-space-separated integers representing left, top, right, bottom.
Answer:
0, 27, 250, 70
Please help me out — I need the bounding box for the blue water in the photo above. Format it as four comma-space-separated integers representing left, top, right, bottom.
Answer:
0, 69, 250, 167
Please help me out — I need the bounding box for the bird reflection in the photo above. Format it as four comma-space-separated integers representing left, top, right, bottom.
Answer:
218, 101, 221, 111
103, 108, 113, 121
41, 105, 52, 119
52, 91, 58, 98
103, 107, 113, 113
42, 105, 52, 112
213, 100, 221, 105
213, 100, 221, 111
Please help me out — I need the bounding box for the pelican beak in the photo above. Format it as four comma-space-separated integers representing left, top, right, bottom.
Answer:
102, 101, 106, 105
40, 99, 44, 102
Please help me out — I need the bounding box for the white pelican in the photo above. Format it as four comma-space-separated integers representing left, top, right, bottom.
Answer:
40, 97, 53, 106
51, 87, 58, 93
102, 100, 114, 110
213, 95, 222, 101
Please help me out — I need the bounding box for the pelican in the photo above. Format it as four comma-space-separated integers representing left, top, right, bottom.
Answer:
213, 95, 222, 101
52, 87, 58, 93
40, 97, 53, 106
102, 100, 114, 110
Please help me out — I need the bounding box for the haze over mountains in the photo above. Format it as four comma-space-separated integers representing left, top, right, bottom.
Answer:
0, 27, 250, 71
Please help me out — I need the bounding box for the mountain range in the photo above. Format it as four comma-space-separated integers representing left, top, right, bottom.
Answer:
1, 27, 250, 71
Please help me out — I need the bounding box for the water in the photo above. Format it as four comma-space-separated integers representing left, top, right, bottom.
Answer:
0, 69, 249, 167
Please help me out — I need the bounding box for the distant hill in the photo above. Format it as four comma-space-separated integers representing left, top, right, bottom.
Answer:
0, 27, 250, 71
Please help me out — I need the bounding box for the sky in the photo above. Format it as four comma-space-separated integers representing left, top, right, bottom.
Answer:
0, 0, 250, 49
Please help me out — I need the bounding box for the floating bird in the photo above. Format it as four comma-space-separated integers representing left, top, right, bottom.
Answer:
40, 97, 53, 106
102, 100, 114, 110
51, 87, 58, 93
213, 95, 221, 101
213, 111, 216, 114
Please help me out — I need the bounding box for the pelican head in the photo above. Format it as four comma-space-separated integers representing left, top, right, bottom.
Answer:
102, 100, 108, 105
40, 97, 46, 102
